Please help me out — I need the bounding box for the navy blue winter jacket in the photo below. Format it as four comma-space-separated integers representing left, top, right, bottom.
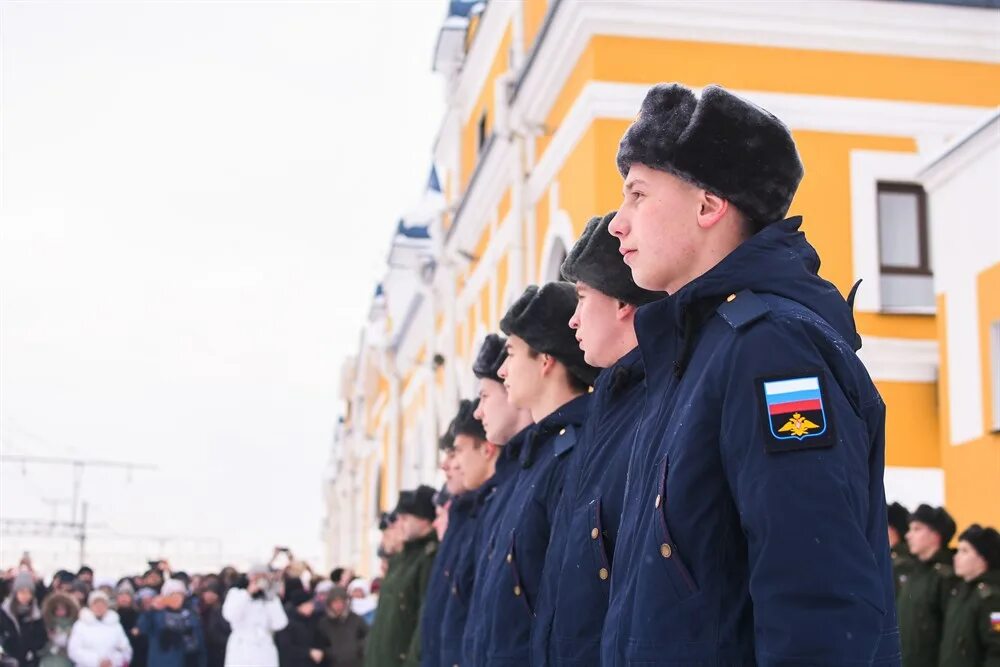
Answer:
533, 347, 646, 667
601, 218, 900, 666
465, 393, 590, 667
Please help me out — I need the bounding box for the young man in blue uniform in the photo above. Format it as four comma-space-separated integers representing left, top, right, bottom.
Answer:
531, 211, 662, 667
602, 82, 900, 665
461, 333, 533, 665
435, 398, 500, 667
420, 400, 485, 667
466, 283, 598, 666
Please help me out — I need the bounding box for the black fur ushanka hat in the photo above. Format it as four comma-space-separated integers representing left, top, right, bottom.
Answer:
617, 83, 804, 226
499, 283, 598, 387
560, 211, 663, 306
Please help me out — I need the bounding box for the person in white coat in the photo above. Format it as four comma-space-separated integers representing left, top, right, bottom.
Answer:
221, 566, 287, 667
67, 591, 132, 667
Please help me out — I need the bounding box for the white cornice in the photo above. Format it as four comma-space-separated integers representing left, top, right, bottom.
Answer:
514, 0, 1000, 129
528, 80, 990, 204
919, 109, 1000, 190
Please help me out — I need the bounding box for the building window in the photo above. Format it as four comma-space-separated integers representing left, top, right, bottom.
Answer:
991, 320, 1000, 432
543, 239, 568, 283
477, 110, 488, 154
877, 183, 934, 312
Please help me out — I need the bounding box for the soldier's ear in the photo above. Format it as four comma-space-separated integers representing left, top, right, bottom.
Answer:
616, 302, 637, 321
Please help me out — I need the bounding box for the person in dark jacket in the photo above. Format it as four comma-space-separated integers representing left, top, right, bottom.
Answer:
114, 580, 146, 667
898, 504, 958, 667
461, 333, 534, 665
418, 401, 473, 667
602, 82, 900, 665
364, 487, 439, 667
198, 582, 229, 667
466, 283, 598, 666
423, 399, 498, 667
532, 211, 662, 667
939, 523, 1000, 666
315, 588, 366, 667
0, 571, 47, 667
889, 501, 917, 596
276, 589, 319, 667
135, 579, 207, 667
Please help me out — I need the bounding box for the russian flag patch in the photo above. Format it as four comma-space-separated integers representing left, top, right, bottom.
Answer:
757, 373, 835, 453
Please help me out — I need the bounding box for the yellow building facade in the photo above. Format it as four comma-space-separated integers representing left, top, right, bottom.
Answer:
324, 0, 1000, 575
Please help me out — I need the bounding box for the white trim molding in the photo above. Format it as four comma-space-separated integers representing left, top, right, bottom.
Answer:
529, 80, 989, 206
857, 336, 939, 384
514, 0, 1000, 131
537, 181, 576, 283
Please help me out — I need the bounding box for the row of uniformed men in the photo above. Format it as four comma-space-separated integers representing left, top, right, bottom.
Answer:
887, 502, 1000, 667
365, 81, 912, 666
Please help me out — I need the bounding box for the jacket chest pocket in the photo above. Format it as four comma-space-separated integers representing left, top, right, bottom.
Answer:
505, 531, 535, 617
649, 456, 699, 599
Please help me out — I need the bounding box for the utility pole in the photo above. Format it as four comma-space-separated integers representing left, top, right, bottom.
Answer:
0, 454, 157, 526
1, 454, 156, 568
78, 502, 89, 565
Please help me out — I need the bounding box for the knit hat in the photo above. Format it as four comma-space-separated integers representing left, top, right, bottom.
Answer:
160, 579, 187, 597
561, 211, 663, 306
959, 524, 1000, 570
617, 83, 804, 225
910, 504, 957, 544
87, 590, 110, 606
12, 571, 35, 595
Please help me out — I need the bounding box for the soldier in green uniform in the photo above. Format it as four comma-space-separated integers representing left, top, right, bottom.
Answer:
939, 524, 1000, 667
898, 504, 958, 667
364, 486, 439, 667
889, 502, 917, 596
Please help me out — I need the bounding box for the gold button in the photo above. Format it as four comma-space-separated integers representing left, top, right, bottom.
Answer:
599, 568, 609, 580
591, 527, 599, 539
726, 293, 736, 302
654, 494, 661, 508
513, 585, 522, 596
660, 543, 672, 558
506, 553, 512, 563
559, 428, 566, 435
452, 585, 457, 594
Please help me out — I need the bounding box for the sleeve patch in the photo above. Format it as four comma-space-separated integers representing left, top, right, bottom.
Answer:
757, 372, 836, 453
990, 611, 1000, 633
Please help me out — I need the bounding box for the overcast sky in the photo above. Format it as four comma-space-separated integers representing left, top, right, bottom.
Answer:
0, 0, 446, 577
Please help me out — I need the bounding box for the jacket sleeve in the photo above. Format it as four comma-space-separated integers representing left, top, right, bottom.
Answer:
67, 624, 101, 667
265, 598, 288, 633
221, 588, 249, 626
719, 321, 888, 665
980, 593, 1000, 667
196, 615, 209, 667
113, 623, 133, 667
403, 554, 436, 667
